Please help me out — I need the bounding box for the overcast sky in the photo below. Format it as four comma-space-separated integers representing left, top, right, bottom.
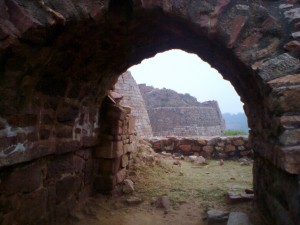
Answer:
129, 49, 244, 114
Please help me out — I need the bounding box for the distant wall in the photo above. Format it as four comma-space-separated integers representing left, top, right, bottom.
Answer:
149, 136, 252, 159
148, 106, 225, 136
139, 84, 225, 137
115, 72, 153, 138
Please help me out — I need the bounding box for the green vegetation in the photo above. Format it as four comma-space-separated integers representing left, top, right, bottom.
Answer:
222, 129, 248, 136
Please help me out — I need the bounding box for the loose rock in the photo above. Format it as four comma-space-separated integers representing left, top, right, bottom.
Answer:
207, 209, 229, 225
227, 212, 251, 225
122, 179, 135, 194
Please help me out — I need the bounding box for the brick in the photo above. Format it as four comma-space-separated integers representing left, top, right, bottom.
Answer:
47, 154, 74, 181
121, 154, 129, 168
1, 162, 44, 195
7, 114, 37, 127
191, 145, 201, 151
73, 155, 85, 173
233, 138, 244, 146
56, 141, 80, 154
203, 145, 214, 153
57, 106, 79, 124
116, 168, 126, 184
56, 126, 73, 138
124, 143, 135, 153
179, 144, 192, 152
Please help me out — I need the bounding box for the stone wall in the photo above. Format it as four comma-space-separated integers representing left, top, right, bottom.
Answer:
93, 93, 137, 194
148, 106, 225, 136
149, 136, 251, 159
115, 71, 153, 138
139, 84, 225, 136
0, 91, 137, 224
0, 149, 94, 225
0, 0, 300, 224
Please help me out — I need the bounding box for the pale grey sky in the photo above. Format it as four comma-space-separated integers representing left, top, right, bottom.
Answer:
129, 49, 244, 114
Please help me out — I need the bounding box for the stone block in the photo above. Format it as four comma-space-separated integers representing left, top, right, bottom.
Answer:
121, 154, 129, 168
81, 136, 98, 147
56, 175, 82, 204
128, 116, 136, 134
279, 129, 300, 146
16, 188, 48, 224
191, 145, 201, 151
116, 168, 126, 183
233, 138, 244, 146
1, 162, 44, 195
39, 129, 50, 140
73, 155, 85, 173
124, 143, 135, 153
7, 114, 37, 127
56, 126, 73, 138
94, 141, 124, 158
47, 154, 74, 181
225, 144, 236, 152
57, 106, 79, 124
203, 145, 214, 153
97, 157, 121, 175
56, 141, 80, 154
179, 144, 192, 152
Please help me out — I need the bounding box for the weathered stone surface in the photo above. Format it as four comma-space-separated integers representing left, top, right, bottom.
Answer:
115, 72, 153, 137
284, 40, 300, 51
1, 162, 44, 195
139, 84, 225, 136
122, 179, 134, 194
227, 212, 251, 225
207, 209, 229, 225
258, 54, 300, 81
0, 1, 299, 224
56, 176, 82, 204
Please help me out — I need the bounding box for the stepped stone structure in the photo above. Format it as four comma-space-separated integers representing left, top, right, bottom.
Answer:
0, 1, 300, 224
114, 71, 153, 138
139, 84, 226, 136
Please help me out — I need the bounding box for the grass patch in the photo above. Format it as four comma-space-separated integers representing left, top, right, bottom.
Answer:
222, 129, 248, 136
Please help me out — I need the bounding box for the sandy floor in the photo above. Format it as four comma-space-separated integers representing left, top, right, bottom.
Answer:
70, 156, 263, 225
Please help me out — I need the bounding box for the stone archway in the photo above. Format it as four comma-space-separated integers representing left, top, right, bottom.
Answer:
0, 1, 299, 224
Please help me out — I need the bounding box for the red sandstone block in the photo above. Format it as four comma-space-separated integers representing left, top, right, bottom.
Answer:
152, 141, 161, 149
15, 188, 48, 224
56, 141, 80, 154
47, 154, 74, 180
94, 141, 124, 159
128, 116, 136, 134
121, 154, 129, 168
192, 145, 201, 151
116, 168, 126, 184
240, 150, 252, 156
179, 144, 192, 152
124, 143, 135, 153
197, 139, 207, 145
81, 136, 98, 147
105, 105, 127, 120
203, 145, 214, 153
1, 162, 44, 195
225, 144, 236, 152
7, 114, 37, 127
233, 138, 244, 146
73, 155, 85, 173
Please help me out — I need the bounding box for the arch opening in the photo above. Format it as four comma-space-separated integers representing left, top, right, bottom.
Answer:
0, 1, 299, 224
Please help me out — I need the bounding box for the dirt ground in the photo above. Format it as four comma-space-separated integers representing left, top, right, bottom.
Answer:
71, 145, 263, 225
